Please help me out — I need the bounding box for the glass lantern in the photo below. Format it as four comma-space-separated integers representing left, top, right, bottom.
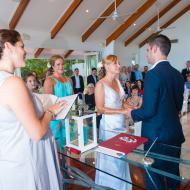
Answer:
65, 113, 97, 153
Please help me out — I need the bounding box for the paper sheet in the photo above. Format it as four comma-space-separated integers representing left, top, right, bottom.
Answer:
34, 93, 78, 120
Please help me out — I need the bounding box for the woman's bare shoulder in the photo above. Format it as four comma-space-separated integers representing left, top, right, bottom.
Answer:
44, 76, 55, 85
0, 76, 28, 99
3, 76, 25, 87
46, 76, 54, 81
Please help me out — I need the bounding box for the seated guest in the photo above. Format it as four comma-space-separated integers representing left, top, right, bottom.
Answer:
123, 84, 142, 110
181, 60, 190, 81
87, 68, 98, 86
85, 83, 95, 110
24, 72, 38, 92
71, 68, 84, 98
184, 74, 190, 89
123, 84, 142, 127
133, 64, 143, 81
136, 80, 144, 96
123, 85, 142, 127
124, 81, 131, 97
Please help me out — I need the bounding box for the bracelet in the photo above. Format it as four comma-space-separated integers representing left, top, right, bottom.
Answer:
46, 109, 56, 119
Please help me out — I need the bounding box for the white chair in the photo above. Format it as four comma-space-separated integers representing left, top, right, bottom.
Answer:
182, 89, 190, 114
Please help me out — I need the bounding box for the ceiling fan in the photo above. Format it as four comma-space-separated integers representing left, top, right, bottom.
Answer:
148, 2, 175, 33
93, 0, 136, 22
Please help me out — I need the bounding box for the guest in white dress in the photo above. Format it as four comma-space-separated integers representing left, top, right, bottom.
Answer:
95, 55, 132, 190
0, 29, 66, 190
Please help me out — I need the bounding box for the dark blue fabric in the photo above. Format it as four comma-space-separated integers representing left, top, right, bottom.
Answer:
131, 61, 185, 190
130, 71, 136, 82
144, 142, 181, 190
131, 61, 185, 145
87, 74, 98, 86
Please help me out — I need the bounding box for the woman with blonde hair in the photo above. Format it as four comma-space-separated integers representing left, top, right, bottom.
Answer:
0, 29, 65, 190
44, 55, 73, 150
95, 54, 131, 190
85, 83, 95, 110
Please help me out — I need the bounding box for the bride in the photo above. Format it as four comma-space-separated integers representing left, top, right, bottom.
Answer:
95, 55, 132, 190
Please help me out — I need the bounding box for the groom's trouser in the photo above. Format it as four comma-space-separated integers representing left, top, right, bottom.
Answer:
144, 142, 181, 190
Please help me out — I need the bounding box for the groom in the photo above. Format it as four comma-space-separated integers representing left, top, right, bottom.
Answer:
127, 34, 185, 190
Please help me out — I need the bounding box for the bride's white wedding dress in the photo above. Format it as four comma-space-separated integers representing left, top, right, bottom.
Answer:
95, 80, 132, 190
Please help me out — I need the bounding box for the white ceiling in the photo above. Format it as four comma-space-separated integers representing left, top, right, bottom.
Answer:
0, 0, 190, 58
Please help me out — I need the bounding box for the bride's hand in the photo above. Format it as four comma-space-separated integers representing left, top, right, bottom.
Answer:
47, 100, 67, 116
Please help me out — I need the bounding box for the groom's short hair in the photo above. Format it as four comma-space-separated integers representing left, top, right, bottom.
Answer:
148, 34, 171, 56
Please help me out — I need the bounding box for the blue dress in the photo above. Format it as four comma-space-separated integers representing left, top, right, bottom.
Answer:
50, 77, 72, 150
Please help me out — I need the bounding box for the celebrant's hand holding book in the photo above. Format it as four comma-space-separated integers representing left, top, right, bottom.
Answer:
45, 100, 67, 119
34, 93, 78, 120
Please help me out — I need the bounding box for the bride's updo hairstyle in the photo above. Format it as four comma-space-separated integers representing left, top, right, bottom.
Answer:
0, 29, 21, 60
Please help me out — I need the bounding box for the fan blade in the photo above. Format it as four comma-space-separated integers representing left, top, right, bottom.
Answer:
90, 10, 136, 21
161, 26, 176, 30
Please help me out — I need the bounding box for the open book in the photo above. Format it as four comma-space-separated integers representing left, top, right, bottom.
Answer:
34, 93, 78, 120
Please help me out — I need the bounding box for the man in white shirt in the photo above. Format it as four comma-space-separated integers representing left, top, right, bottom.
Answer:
71, 68, 84, 96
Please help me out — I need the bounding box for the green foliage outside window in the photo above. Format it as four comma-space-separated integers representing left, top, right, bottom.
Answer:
21, 59, 48, 79
21, 58, 85, 80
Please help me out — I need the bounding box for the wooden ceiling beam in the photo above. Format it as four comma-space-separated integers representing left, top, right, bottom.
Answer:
64, 50, 74, 58
51, 0, 82, 39
34, 48, 44, 58
139, 4, 190, 48
9, 0, 30, 29
82, 0, 124, 42
124, 0, 180, 47
106, 0, 156, 46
